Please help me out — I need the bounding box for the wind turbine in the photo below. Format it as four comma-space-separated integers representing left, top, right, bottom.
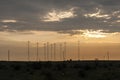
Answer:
8, 50, 10, 61
50, 43, 53, 61
60, 43, 62, 61
36, 42, 39, 61
64, 42, 66, 61
44, 43, 46, 61
46, 42, 49, 61
27, 41, 30, 61
107, 51, 110, 61
78, 40, 80, 61
53, 43, 56, 61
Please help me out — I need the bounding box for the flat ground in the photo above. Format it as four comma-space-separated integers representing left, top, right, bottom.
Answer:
0, 61, 120, 80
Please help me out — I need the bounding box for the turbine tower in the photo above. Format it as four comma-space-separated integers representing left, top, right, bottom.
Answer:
46, 42, 49, 61
60, 43, 62, 61
44, 43, 46, 61
63, 50, 65, 61
78, 40, 80, 61
64, 42, 66, 61
50, 44, 53, 61
107, 51, 110, 61
36, 42, 39, 61
8, 50, 10, 61
27, 41, 30, 61
53, 43, 56, 61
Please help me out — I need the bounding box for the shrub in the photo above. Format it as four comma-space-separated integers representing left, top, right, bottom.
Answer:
13, 65, 21, 71
30, 62, 42, 70
78, 70, 86, 78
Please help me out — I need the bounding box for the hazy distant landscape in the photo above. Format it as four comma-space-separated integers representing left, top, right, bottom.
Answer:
0, 61, 120, 80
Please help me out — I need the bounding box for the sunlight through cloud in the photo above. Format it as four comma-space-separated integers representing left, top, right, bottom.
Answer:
42, 8, 77, 22
116, 20, 120, 23
82, 30, 107, 38
1, 20, 17, 23
84, 8, 111, 19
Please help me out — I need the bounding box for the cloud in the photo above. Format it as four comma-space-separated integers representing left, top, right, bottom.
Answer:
2, 25, 8, 28
118, 16, 120, 18
1, 20, 17, 23
58, 30, 82, 36
42, 8, 77, 22
0, 0, 120, 35
82, 30, 107, 38
58, 29, 109, 38
84, 8, 111, 19
116, 20, 120, 23
112, 11, 120, 16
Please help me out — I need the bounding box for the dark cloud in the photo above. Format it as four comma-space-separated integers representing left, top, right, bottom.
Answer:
0, 0, 120, 34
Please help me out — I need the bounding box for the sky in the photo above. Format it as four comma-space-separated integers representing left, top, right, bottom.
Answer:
0, 0, 120, 61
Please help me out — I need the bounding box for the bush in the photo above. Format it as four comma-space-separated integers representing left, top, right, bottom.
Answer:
30, 62, 42, 70
78, 70, 86, 78
44, 62, 52, 68
73, 63, 81, 69
83, 64, 91, 71
13, 65, 21, 71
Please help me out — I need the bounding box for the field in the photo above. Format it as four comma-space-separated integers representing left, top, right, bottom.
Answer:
0, 61, 120, 80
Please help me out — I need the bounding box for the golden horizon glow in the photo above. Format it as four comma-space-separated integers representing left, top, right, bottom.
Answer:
0, 30, 120, 61
0, 29, 120, 44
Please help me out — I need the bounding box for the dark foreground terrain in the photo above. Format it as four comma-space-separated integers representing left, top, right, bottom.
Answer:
0, 61, 120, 80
